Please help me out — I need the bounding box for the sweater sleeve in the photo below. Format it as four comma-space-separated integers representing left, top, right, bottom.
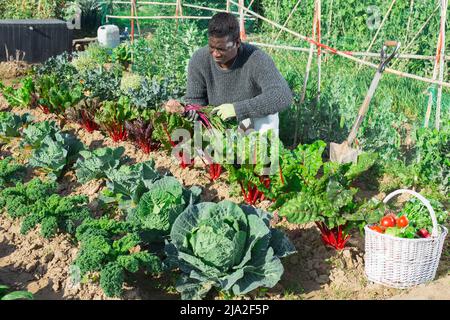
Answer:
182, 52, 208, 106
233, 51, 293, 121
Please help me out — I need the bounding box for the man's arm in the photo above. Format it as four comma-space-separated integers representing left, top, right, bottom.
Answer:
233, 51, 293, 121
182, 55, 208, 106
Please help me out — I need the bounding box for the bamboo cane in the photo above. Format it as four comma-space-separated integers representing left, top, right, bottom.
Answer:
273, 0, 303, 43
249, 42, 450, 61
239, 0, 246, 41
359, 0, 397, 70
404, 0, 414, 45
294, 1, 318, 146
317, 0, 322, 104
424, 1, 446, 128
227, 0, 230, 12
229, 0, 450, 88
435, 0, 448, 130
392, 4, 440, 69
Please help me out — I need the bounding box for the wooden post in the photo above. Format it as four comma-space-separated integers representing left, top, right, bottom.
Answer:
317, 0, 322, 104
239, 0, 246, 41
435, 0, 448, 130
294, 0, 318, 146
130, 0, 135, 43
425, 0, 447, 128
226, 0, 230, 12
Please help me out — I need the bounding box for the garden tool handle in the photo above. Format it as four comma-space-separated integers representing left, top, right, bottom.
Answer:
346, 41, 400, 146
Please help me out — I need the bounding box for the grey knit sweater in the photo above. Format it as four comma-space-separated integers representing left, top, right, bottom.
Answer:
183, 43, 293, 122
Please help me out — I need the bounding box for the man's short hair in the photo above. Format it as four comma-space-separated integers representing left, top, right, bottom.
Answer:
208, 12, 240, 42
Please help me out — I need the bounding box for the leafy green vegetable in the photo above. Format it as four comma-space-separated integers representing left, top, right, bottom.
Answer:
0, 111, 29, 138
0, 77, 36, 108
166, 200, 295, 300
20, 120, 59, 149
0, 157, 25, 189
73, 217, 162, 297
129, 176, 201, 242
0, 284, 33, 300
75, 146, 125, 184
28, 132, 83, 180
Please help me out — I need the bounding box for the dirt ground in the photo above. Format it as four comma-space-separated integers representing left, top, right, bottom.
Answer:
0, 67, 449, 300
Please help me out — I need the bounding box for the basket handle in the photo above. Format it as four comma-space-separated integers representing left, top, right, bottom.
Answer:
383, 189, 439, 238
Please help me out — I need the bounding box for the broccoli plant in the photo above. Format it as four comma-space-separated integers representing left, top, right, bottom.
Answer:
19, 120, 59, 149
0, 157, 26, 189
165, 200, 295, 300
100, 160, 162, 213
0, 111, 30, 139
74, 146, 125, 184
73, 217, 162, 297
28, 131, 83, 180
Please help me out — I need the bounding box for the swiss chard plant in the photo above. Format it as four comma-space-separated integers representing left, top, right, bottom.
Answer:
276, 147, 378, 250
74, 146, 125, 184
125, 108, 160, 154
128, 176, 201, 243
165, 200, 296, 300
73, 217, 162, 297
0, 77, 36, 108
95, 96, 133, 142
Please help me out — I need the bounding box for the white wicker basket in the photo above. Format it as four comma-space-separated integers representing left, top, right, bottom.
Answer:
364, 189, 448, 289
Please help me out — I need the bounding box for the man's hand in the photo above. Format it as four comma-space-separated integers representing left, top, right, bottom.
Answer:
211, 104, 236, 121
164, 99, 184, 113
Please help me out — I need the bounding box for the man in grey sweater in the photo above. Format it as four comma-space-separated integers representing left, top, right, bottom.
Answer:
165, 12, 293, 133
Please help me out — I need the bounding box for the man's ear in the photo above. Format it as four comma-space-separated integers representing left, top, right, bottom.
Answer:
236, 38, 241, 48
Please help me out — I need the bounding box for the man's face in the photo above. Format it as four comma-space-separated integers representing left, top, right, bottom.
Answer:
208, 36, 240, 65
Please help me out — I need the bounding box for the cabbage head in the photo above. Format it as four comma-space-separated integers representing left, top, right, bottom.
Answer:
166, 200, 295, 299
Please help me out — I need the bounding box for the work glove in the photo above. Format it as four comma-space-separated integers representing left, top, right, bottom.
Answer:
211, 104, 236, 121
184, 109, 199, 122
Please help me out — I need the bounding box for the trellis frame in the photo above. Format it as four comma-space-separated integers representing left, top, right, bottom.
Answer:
105, 0, 449, 130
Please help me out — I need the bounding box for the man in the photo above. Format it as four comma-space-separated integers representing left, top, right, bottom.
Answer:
165, 12, 293, 133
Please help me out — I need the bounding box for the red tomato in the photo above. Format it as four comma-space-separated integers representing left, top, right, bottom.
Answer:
370, 225, 385, 233
380, 216, 396, 228
396, 215, 409, 228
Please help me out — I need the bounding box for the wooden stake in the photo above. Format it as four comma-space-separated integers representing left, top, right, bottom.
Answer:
226, 0, 231, 12
239, 0, 246, 41
425, 0, 446, 128
294, 1, 318, 146
435, 0, 448, 130
326, 0, 334, 45
317, 0, 322, 104
404, 0, 414, 44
